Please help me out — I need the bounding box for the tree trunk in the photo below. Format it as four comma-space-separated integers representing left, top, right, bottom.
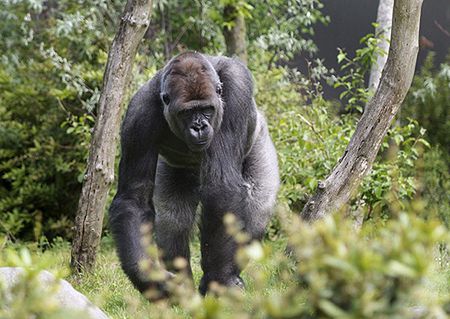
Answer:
160, 5, 173, 61
301, 0, 423, 222
71, 0, 152, 273
223, 4, 248, 64
369, 0, 394, 91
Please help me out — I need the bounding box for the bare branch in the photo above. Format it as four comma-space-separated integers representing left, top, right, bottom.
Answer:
71, 0, 153, 273
301, 0, 424, 222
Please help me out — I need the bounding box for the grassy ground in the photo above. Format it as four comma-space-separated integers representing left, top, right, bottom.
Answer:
6, 236, 288, 319
1, 233, 448, 319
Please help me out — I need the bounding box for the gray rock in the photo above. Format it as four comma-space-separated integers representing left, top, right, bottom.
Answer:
0, 267, 109, 319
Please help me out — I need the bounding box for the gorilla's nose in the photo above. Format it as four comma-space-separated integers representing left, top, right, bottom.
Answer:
189, 122, 208, 140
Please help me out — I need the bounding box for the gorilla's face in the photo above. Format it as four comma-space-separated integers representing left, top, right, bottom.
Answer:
161, 55, 223, 152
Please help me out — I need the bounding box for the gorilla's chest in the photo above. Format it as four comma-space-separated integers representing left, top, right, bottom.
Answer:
158, 134, 202, 168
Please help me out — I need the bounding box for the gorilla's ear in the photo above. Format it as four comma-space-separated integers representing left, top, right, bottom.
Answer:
216, 82, 223, 96
160, 92, 170, 105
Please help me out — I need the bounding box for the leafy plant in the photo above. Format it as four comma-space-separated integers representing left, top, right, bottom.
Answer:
334, 27, 386, 112
0, 247, 83, 319
0, 0, 111, 241
250, 0, 328, 67
359, 119, 431, 220
402, 53, 450, 154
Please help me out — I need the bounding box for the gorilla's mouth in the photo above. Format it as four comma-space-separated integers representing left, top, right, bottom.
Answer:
188, 139, 210, 152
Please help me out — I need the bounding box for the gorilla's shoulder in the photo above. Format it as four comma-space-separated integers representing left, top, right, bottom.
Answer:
122, 71, 165, 141
126, 71, 162, 115
207, 56, 252, 80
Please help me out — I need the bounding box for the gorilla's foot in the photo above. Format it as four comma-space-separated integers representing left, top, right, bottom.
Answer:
142, 280, 170, 302
139, 270, 175, 302
199, 274, 245, 295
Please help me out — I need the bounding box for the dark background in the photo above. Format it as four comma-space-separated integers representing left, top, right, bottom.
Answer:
293, 0, 450, 99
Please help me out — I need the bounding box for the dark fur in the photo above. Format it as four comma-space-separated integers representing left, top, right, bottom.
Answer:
109, 52, 279, 298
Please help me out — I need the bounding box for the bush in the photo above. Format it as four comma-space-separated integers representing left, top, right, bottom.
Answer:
400, 53, 450, 227
419, 147, 450, 227
0, 62, 93, 241
0, 0, 114, 241
2, 212, 448, 319
285, 213, 449, 318
253, 63, 433, 227
358, 119, 430, 221
0, 247, 82, 319
140, 213, 450, 318
402, 53, 450, 153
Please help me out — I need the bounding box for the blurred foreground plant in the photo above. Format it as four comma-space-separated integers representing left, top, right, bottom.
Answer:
126, 211, 450, 319
286, 213, 449, 318
0, 247, 81, 319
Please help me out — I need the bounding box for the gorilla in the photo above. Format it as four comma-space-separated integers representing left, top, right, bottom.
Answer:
109, 52, 279, 299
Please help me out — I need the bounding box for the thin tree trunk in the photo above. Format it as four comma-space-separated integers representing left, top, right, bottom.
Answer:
71, 0, 152, 273
369, 0, 394, 91
301, 0, 423, 222
160, 5, 172, 60
355, 0, 394, 228
223, 4, 248, 64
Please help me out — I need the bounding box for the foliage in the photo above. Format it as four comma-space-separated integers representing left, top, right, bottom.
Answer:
253, 63, 433, 227
286, 213, 449, 318
333, 28, 386, 112
149, 0, 224, 59
321, 30, 448, 225
268, 100, 353, 212
1, 213, 448, 318
151, 0, 327, 66
159, 213, 449, 318
359, 119, 430, 220
0, 245, 82, 319
0, 0, 121, 241
249, 0, 328, 65
418, 146, 450, 227
402, 53, 450, 156
0, 61, 93, 241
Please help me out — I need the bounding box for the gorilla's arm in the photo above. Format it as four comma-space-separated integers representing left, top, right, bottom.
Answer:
198, 57, 264, 293
109, 76, 168, 295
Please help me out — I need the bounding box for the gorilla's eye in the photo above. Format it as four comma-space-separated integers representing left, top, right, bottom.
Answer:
216, 83, 223, 96
161, 93, 170, 105
202, 106, 215, 119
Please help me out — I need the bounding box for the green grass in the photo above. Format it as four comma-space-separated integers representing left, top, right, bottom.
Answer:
2, 236, 288, 319
1, 231, 448, 319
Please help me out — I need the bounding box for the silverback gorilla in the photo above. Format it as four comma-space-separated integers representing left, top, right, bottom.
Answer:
109, 52, 279, 299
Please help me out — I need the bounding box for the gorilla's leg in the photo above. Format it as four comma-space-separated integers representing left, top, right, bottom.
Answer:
153, 159, 200, 278
199, 120, 279, 294
199, 210, 242, 295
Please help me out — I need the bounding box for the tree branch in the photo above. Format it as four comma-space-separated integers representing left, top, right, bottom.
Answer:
301, 0, 424, 222
71, 0, 153, 273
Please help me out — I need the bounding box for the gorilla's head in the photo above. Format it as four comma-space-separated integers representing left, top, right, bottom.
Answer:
160, 52, 223, 152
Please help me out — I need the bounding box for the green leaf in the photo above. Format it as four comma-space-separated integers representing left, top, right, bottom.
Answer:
318, 300, 347, 317
337, 51, 347, 64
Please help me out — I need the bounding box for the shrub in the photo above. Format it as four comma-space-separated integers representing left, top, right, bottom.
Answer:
419, 146, 450, 227
253, 63, 431, 227
402, 53, 450, 152
0, 0, 113, 241
285, 213, 449, 318
0, 63, 92, 241
0, 247, 81, 319
5, 211, 448, 319
146, 212, 449, 318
